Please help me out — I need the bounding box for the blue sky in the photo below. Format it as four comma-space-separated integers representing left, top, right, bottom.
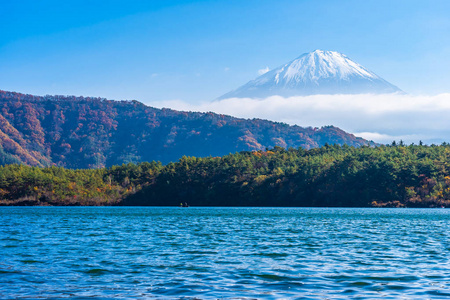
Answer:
1, 0, 450, 103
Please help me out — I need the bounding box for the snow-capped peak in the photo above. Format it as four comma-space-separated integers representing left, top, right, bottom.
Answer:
281, 50, 377, 83
219, 50, 402, 99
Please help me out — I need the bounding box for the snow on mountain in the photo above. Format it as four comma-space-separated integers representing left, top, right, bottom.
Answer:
218, 50, 402, 99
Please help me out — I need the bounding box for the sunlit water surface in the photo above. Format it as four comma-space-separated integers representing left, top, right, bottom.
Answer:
1, 207, 450, 299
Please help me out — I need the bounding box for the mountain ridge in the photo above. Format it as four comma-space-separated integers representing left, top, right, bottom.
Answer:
0, 90, 372, 168
219, 50, 402, 99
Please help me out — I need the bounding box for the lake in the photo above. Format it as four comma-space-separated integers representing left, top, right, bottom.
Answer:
1, 207, 450, 299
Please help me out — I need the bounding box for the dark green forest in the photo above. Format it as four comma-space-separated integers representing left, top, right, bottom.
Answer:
1, 143, 450, 207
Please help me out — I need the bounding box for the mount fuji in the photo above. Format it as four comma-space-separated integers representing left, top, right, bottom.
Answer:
219, 50, 402, 99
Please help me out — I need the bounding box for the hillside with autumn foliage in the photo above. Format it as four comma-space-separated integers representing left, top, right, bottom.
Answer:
0, 90, 370, 168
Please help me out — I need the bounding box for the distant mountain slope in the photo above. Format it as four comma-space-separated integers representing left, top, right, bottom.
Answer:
219, 50, 402, 99
0, 90, 371, 168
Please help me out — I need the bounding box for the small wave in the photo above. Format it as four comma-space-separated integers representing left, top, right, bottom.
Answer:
83, 268, 110, 275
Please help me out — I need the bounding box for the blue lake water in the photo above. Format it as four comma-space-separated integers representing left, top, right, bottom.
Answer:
1, 207, 450, 299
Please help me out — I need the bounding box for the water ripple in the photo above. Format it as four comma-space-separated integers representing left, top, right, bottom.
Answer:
1, 207, 450, 299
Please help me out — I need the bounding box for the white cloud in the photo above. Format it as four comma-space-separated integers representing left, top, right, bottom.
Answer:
224, 67, 230, 72
353, 132, 428, 144
148, 93, 450, 145
258, 67, 270, 75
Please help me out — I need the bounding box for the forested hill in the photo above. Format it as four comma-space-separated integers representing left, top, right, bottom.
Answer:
0, 90, 370, 168
1, 144, 450, 208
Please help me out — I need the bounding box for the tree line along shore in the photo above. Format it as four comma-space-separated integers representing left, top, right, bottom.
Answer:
1, 143, 450, 208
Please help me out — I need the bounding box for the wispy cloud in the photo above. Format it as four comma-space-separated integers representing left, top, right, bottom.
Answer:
148, 93, 450, 144
258, 67, 270, 75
